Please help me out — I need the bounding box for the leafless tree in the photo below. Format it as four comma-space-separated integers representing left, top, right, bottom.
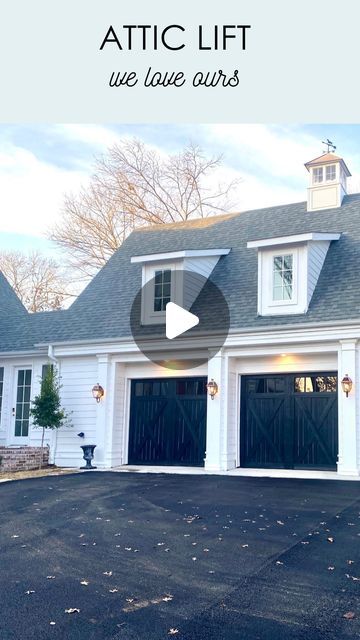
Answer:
50, 139, 239, 277
0, 251, 73, 312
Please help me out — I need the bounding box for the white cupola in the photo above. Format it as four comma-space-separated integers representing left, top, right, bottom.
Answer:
305, 152, 351, 212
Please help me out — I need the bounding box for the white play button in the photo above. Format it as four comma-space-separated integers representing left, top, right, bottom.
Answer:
165, 302, 199, 340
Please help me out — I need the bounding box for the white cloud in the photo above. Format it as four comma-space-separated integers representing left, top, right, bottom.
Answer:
204, 124, 320, 180
55, 124, 123, 149
0, 143, 88, 237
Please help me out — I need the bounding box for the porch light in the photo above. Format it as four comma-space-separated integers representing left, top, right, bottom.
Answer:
92, 383, 104, 403
341, 374, 353, 398
206, 378, 218, 400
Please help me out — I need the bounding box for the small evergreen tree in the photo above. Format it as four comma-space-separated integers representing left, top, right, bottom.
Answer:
30, 366, 70, 468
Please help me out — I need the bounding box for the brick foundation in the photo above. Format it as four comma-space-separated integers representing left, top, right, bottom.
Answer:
0, 446, 49, 472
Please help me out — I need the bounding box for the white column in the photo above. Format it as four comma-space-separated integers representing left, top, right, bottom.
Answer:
94, 354, 113, 468
105, 362, 126, 467
204, 352, 228, 471
337, 340, 359, 475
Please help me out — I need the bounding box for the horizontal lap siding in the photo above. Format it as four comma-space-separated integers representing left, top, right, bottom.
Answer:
54, 357, 97, 467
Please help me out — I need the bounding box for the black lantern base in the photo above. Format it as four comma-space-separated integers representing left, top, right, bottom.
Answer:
80, 444, 97, 470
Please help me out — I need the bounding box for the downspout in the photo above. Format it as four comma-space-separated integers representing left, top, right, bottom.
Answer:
47, 344, 58, 364
47, 345, 58, 464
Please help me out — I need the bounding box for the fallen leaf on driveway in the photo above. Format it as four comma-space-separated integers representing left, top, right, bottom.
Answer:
65, 608, 80, 614
343, 611, 355, 620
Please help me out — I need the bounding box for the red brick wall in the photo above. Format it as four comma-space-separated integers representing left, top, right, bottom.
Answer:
0, 446, 49, 472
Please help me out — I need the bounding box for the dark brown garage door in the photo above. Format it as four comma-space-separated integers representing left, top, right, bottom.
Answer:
240, 373, 338, 470
128, 377, 207, 466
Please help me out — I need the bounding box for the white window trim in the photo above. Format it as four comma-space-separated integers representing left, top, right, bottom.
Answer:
265, 249, 299, 310
9, 365, 33, 444
257, 245, 308, 316
269, 251, 297, 307
141, 261, 182, 325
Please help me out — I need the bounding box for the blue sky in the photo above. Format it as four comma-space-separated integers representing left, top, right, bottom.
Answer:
1, 124, 360, 255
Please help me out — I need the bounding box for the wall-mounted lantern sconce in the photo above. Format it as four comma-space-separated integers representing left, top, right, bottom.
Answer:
341, 374, 353, 398
206, 378, 219, 400
92, 383, 104, 403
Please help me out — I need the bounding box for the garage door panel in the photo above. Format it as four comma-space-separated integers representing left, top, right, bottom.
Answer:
128, 397, 168, 463
173, 397, 207, 463
128, 377, 207, 466
244, 397, 287, 467
293, 394, 338, 468
241, 373, 338, 470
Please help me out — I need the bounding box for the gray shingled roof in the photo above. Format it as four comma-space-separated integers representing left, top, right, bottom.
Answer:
2, 194, 360, 352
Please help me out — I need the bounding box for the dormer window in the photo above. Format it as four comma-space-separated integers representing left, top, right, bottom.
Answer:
273, 254, 293, 302
130, 248, 230, 325
154, 269, 172, 312
247, 232, 340, 316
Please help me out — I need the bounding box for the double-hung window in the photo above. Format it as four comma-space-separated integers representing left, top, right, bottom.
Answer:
153, 269, 172, 312
272, 254, 293, 302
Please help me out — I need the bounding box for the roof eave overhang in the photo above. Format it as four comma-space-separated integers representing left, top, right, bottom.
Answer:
130, 248, 230, 263
247, 232, 341, 249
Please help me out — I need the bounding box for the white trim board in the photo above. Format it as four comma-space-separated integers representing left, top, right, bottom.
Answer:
130, 248, 230, 263
247, 232, 340, 249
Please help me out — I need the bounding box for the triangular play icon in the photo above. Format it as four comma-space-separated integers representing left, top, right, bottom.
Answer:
165, 302, 199, 340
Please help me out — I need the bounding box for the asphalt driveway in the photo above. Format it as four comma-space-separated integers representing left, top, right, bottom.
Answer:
1, 472, 360, 640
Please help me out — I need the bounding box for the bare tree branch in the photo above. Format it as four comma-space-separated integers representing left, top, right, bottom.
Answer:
0, 251, 73, 312
49, 138, 240, 277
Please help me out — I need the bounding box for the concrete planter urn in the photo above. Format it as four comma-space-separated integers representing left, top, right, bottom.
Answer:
80, 444, 97, 470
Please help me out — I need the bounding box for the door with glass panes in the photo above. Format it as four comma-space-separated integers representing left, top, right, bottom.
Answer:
11, 368, 32, 444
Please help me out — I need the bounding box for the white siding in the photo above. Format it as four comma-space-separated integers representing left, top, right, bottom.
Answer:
307, 241, 330, 305
53, 356, 97, 468
183, 255, 223, 308
183, 255, 220, 279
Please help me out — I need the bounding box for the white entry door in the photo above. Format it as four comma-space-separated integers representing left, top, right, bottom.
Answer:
11, 368, 32, 444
